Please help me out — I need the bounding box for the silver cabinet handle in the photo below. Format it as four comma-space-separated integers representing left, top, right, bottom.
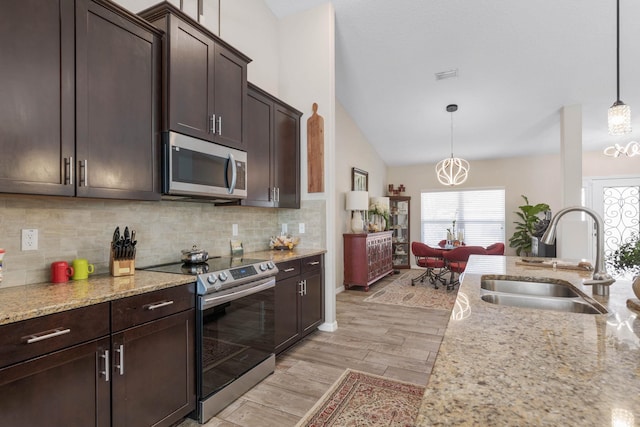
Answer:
145, 300, 174, 310
79, 159, 88, 186
115, 344, 124, 375
100, 349, 110, 382
228, 152, 237, 194
307, 261, 320, 266
303, 279, 308, 296
276, 187, 280, 202
25, 327, 71, 344
209, 114, 215, 133
217, 116, 222, 135
64, 157, 73, 185
283, 268, 296, 272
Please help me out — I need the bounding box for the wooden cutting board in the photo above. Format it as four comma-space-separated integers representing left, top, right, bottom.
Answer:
307, 103, 324, 193
515, 259, 593, 271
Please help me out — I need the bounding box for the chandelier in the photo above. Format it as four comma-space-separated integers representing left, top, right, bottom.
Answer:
436, 104, 469, 186
608, 0, 631, 135
603, 141, 640, 157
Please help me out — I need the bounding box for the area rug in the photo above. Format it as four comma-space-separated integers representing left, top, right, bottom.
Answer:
363, 270, 458, 311
296, 369, 425, 427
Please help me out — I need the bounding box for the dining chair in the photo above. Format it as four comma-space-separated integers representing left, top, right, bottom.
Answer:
485, 242, 505, 255
411, 242, 447, 289
442, 246, 487, 290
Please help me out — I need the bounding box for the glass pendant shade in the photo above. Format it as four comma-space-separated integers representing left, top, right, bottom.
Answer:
436, 157, 470, 186
608, 101, 631, 135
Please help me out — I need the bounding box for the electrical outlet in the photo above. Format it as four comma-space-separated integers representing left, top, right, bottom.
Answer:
232, 224, 238, 236
299, 223, 305, 234
21, 229, 38, 251
281, 223, 288, 234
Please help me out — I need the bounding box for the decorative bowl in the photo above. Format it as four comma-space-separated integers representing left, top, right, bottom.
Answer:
270, 235, 300, 250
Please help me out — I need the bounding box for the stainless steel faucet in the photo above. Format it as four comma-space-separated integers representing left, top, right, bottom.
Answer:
541, 206, 615, 296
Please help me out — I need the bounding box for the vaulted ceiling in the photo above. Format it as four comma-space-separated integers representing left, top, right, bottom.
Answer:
265, 0, 640, 166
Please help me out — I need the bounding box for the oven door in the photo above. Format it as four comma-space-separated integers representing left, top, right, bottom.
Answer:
197, 277, 275, 400
163, 131, 247, 199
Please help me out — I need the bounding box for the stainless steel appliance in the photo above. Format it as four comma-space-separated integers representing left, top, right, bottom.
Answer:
162, 131, 247, 201
141, 256, 277, 423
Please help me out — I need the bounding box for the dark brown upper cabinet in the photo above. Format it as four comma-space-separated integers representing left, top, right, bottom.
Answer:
243, 84, 301, 209
0, 0, 76, 196
0, 0, 162, 201
139, 3, 250, 151
76, 0, 162, 200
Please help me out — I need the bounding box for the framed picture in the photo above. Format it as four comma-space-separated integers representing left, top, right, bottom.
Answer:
352, 168, 368, 191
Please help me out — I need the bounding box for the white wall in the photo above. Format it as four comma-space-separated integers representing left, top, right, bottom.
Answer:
278, 3, 337, 330
335, 102, 387, 291
221, 0, 279, 94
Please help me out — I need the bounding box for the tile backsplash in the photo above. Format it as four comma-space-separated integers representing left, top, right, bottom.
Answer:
0, 195, 325, 287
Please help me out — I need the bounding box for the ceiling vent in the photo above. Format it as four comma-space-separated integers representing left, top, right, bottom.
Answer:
435, 69, 458, 81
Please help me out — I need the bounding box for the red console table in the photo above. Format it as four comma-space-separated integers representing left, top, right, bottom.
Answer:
343, 231, 393, 291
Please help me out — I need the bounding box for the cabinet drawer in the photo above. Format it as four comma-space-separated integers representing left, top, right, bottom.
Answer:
276, 260, 301, 281
112, 283, 195, 332
0, 303, 110, 368
301, 255, 322, 273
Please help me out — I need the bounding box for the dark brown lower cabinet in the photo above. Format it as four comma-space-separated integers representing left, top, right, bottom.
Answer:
0, 284, 195, 427
275, 254, 324, 354
0, 337, 111, 426
112, 309, 195, 427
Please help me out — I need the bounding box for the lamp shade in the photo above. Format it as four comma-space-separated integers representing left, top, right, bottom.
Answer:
346, 191, 369, 211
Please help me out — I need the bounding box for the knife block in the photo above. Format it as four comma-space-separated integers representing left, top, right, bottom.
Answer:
109, 248, 135, 277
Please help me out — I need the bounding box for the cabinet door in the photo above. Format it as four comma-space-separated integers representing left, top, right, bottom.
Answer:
275, 276, 300, 354
75, 0, 161, 200
111, 309, 195, 427
244, 87, 274, 207
300, 270, 323, 336
167, 15, 215, 142
212, 44, 248, 150
0, 337, 111, 427
273, 103, 301, 208
0, 0, 75, 196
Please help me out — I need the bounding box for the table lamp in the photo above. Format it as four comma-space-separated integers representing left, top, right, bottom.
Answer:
346, 191, 368, 233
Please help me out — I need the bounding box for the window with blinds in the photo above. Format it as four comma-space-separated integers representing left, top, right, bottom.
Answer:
420, 189, 505, 247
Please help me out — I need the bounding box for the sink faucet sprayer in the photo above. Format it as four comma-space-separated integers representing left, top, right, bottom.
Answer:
541, 206, 615, 296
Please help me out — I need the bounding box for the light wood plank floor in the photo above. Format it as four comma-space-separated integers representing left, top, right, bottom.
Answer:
178, 272, 452, 427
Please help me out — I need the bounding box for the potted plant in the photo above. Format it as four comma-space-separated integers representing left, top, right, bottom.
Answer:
608, 234, 640, 300
508, 195, 550, 256
608, 234, 640, 277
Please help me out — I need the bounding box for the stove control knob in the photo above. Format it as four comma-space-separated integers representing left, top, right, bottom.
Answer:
266, 261, 275, 270
218, 272, 228, 282
206, 274, 217, 285
259, 263, 267, 271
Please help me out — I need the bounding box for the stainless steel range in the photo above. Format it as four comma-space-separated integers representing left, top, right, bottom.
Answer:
142, 257, 278, 424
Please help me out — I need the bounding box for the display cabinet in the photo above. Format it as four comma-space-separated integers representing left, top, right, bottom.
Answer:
390, 196, 411, 269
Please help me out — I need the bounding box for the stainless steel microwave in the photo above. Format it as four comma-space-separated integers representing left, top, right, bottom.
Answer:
162, 131, 247, 200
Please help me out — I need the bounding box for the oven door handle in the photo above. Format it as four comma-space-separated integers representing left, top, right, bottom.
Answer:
202, 277, 275, 309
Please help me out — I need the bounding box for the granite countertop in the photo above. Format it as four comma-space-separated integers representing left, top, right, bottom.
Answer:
415, 255, 640, 426
0, 248, 326, 326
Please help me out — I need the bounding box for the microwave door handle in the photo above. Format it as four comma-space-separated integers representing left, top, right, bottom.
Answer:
227, 152, 237, 194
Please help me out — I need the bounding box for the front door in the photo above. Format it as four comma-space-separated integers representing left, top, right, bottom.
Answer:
589, 177, 640, 279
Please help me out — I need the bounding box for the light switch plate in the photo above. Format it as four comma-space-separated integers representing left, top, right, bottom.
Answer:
299, 223, 305, 234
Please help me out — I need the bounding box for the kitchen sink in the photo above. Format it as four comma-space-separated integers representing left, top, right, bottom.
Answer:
481, 278, 580, 298
480, 293, 606, 314
479, 276, 608, 315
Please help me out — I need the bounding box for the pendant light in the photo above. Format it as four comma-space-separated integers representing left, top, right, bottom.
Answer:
608, 0, 631, 135
436, 104, 469, 186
